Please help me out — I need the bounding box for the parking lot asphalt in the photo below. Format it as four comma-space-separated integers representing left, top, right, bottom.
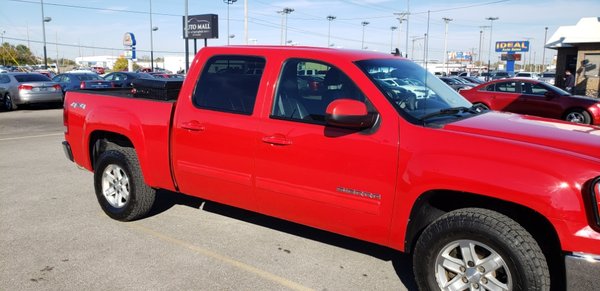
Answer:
0, 106, 414, 290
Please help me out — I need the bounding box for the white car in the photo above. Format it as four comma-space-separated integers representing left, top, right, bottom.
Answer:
539, 71, 556, 85
514, 71, 540, 80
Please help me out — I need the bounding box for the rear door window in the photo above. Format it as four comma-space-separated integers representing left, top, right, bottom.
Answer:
192, 55, 265, 115
14, 74, 51, 82
495, 81, 518, 93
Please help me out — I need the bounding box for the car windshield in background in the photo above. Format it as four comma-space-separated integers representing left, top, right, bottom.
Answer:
355, 59, 474, 124
14, 74, 52, 82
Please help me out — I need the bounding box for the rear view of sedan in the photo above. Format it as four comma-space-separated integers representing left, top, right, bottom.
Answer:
52, 72, 113, 95
0, 72, 63, 110
460, 78, 600, 125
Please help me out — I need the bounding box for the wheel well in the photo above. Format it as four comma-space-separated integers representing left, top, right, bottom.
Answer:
405, 190, 565, 288
562, 107, 591, 118
89, 131, 134, 169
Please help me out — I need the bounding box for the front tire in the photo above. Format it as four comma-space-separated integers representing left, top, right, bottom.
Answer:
413, 208, 550, 291
564, 109, 591, 124
93, 146, 155, 221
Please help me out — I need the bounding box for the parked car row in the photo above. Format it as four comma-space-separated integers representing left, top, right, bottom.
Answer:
0, 69, 191, 110
459, 78, 600, 125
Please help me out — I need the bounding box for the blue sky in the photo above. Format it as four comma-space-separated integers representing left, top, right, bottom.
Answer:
1, 0, 598, 65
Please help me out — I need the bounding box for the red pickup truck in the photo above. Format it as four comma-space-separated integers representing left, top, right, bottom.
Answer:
63, 46, 600, 290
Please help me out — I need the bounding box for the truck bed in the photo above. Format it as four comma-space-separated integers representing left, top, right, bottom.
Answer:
64, 89, 177, 191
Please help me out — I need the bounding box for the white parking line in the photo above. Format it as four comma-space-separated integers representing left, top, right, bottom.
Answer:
0, 132, 63, 142
128, 223, 315, 291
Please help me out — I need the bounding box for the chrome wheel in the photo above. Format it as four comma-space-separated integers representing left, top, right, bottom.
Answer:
101, 164, 130, 208
565, 111, 587, 123
435, 239, 512, 291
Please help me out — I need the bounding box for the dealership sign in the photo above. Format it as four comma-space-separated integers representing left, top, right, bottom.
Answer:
182, 14, 219, 39
495, 41, 529, 52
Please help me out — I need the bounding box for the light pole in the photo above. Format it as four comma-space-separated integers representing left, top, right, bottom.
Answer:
41, 0, 51, 68
223, 0, 237, 45
390, 26, 397, 53
151, 26, 158, 71
278, 8, 294, 45
149, 0, 157, 71
393, 13, 408, 56
542, 26, 548, 72
478, 26, 490, 67
523, 37, 533, 71
442, 17, 453, 74
485, 17, 499, 77
361, 21, 369, 50
326, 15, 336, 48
1, 30, 5, 66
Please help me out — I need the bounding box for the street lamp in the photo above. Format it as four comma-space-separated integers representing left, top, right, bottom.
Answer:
326, 15, 336, 48
1, 30, 5, 66
478, 26, 490, 67
523, 37, 533, 71
149, 0, 157, 71
542, 27, 548, 72
394, 12, 409, 57
41, 0, 51, 69
361, 21, 369, 50
223, 0, 237, 45
151, 26, 158, 71
442, 17, 453, 74
485, 17, 499, 78
278, 8, 294, 45
390, 26, 398, 53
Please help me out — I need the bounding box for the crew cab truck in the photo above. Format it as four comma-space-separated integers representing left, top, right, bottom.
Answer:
63, 46, 600, 290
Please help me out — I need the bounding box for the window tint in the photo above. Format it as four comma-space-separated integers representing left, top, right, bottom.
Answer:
522, 82, 549, 95
495, 82, 517, 93
0, 74, 10, 83
14, 74, 51, 82
77, 74, 101, 81
103, 74, 114, 81
193, 55, 265, 115
271, 59, 369, 124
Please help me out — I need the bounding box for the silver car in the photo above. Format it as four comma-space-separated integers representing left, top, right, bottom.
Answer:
0, 72, 63, 110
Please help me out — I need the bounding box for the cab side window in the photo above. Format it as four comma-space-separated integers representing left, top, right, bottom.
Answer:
193, 55, 265, 115
271, 59, 369, 124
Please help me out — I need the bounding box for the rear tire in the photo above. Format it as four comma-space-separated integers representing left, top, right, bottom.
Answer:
4, 93, 17, 111
93, 146, 155, 221
413, 208, 550, 291
564, 109, 591, 124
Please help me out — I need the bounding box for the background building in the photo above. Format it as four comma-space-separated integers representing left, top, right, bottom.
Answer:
546, 17, 600, 97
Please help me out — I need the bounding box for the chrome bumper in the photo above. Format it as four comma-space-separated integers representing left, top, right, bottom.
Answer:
565, 252, 600, 290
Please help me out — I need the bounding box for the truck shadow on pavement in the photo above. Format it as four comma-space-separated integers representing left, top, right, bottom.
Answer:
150, 189, 418, 290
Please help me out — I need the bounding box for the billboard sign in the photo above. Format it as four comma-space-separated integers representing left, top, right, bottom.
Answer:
448, 51, 473, 62
183, 14, 219, 39
122, 32, 136, 47
495, 41, 529, 52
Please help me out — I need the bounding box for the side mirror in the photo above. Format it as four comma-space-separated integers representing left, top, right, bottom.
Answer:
325, 99, 376, 129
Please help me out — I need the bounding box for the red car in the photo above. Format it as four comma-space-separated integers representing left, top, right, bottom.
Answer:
460, 78, 600, 125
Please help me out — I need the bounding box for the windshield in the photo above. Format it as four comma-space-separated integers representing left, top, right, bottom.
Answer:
355, 59, 474, 124
76, 74, 102, 81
